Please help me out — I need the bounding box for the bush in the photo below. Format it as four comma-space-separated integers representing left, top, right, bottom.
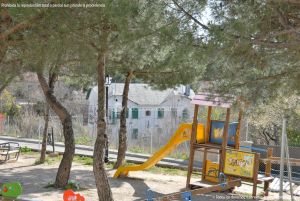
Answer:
20, 146, 32, 153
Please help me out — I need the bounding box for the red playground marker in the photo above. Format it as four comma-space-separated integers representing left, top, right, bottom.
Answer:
63, 189, 85, 201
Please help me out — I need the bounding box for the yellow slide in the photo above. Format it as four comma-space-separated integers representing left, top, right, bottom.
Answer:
113, 123, 204, 178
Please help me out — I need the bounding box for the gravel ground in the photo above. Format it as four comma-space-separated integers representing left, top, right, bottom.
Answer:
0, 154, 297, 201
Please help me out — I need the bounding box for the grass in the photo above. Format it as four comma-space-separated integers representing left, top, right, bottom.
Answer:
44, 180, 84, 191
20, 146, 32, 153
73, 155, 93, 165
146, 166, 188, 176
128, 146, 189, 160
128, 146, 146, 154
35, 155, 62, 165
24, 152, 197, 177
168, 152, 189, 160
75, 135, 93, 146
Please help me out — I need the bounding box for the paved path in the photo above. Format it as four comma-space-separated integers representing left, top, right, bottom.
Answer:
0, 135, 200, 169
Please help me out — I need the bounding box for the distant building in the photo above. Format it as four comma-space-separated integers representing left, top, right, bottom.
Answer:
87, 83, 195, 148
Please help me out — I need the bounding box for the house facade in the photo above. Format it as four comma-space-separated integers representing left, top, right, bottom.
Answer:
87, 83, 195, 150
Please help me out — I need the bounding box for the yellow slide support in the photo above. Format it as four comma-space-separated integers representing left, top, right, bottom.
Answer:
113, 123, 204, 178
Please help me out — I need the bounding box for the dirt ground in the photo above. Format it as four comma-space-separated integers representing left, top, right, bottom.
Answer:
0, 154, 297, 201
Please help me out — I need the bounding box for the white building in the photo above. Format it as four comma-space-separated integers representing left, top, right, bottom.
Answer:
87, 83, 195, 150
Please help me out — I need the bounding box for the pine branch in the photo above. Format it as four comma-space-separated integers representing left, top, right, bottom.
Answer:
0, 11, 45, 41
226, 69, 300, 88
133, 70, 180, 74
171, 0, 209, 30
268, 0, 300, 4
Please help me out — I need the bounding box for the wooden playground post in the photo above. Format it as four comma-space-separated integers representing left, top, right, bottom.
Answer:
235, 110, 243, 150
186, 105, 199, 188
264, 148, 273, 196
202, 106, 212, 180
219, 108, 230, 173
205, 106, 212, 143
252, 153, 260, 197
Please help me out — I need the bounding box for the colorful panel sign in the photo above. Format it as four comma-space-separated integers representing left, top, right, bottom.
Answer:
224, 150, 255, 178
205, 160, 219, 183
209, 121, 237, 146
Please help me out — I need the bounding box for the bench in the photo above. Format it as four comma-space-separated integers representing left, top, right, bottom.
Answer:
0, 142, 20, 163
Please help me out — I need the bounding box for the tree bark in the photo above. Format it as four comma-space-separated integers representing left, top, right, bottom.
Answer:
93, 30, 113, 201
40, 72, 56, 163
40, 104, 50, 163
114, 70, 133, 169
37, 72, 75, 188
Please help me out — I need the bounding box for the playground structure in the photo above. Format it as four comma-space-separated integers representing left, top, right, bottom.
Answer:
186, 93, 274, 197
115, 93, 275, 199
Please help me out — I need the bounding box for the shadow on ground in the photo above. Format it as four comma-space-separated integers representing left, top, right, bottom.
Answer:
0, 163, 165, 201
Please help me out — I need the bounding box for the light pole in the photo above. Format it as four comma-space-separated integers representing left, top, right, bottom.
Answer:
104, 75, 112, 163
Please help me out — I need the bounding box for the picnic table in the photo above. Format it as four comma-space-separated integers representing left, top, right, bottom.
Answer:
0, 142, 20, 163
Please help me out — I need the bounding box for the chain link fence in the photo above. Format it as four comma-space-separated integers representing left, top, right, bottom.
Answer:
0, 105, 193, 160
253, 144, 300, 184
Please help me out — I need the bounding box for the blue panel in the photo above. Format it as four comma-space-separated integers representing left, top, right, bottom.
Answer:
209, 120, 237, 146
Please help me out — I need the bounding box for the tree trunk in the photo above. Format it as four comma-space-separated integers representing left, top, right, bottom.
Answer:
114, 70, 133, 169
40, 104, 50, 163
93, 31, 113, 201
37, 72, 75, 188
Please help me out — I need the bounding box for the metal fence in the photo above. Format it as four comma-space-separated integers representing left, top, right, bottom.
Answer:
0, 108, 192, 160
253, 144, 300, 184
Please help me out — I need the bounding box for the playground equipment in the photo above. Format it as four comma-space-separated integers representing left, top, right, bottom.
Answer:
63, 189, 85, 201
0, 182, 22, 199
113, 123, 205, 178
186, 93, 274, 197
115, 93, 274, 198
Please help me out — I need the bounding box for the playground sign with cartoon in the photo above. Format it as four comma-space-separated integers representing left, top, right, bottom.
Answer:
224, 150, 255, 178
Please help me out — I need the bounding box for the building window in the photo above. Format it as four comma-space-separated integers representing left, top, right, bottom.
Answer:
182, 108, 189, 121
126, 108, 129, 118
116, 111, 121, 119
158, 108, 164, 119
112, 110, 117, 124
132, 108, 139, 119
132, 128, 138, 139
145, 110, 151, 116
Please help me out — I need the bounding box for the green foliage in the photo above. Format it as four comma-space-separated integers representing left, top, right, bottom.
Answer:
74, 135, 92, 146
287, 129, 300, 147
168, 152, 189, 160
73, 156, 93, 166
35, 155, 61, 165
128, 146, 145, 154
0, 90, 21, 117
248, 95, 299, 145
146, 166, 187, 176
20, 146, 32, 153
204, 1, 300, 104
64, 181, 80, 191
